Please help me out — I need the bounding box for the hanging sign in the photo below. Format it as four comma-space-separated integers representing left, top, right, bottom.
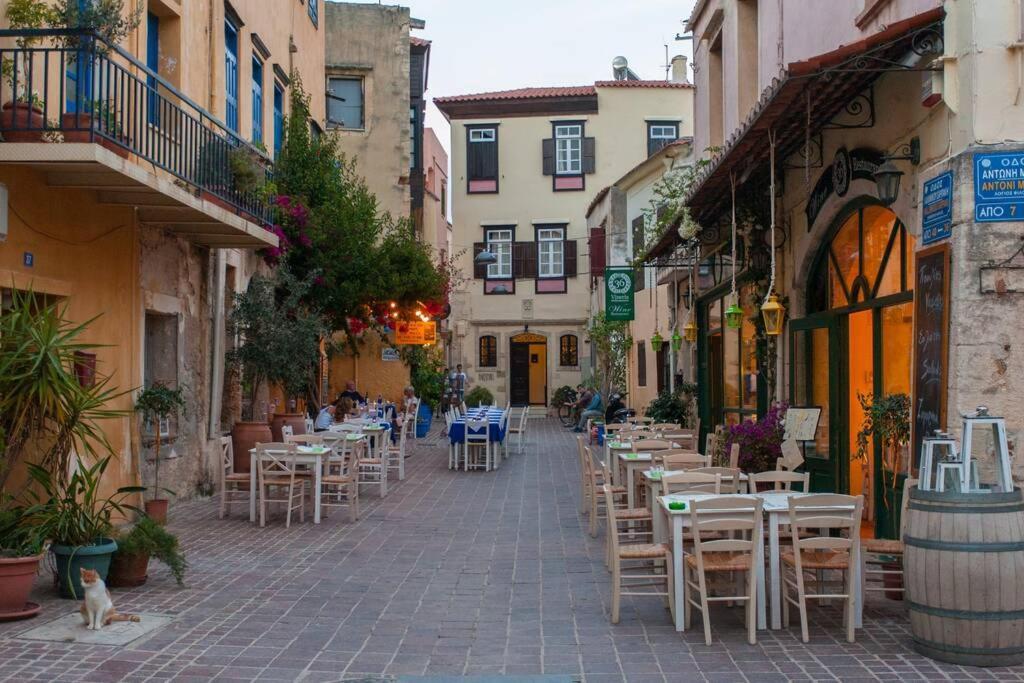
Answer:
921, 171, 953, 245
974, 151, 1024, 223
805, 147, 884, 229
911, 243, 950, 466
395, 321, 436, 345
604, 267, 635, 321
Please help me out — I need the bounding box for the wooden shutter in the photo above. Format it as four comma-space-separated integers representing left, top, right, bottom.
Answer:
637, 341, 647, 387
582, 137, 596, 174
513, 241, 537, 279
473, 242, 487, 279
542, 138, 555, 176
564, 239, 577, 277
589, 227, 606, 277
480, 141, 498, 179
632, 216, 646, 291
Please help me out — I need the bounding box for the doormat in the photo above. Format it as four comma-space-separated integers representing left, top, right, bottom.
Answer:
16, 612, 173, 646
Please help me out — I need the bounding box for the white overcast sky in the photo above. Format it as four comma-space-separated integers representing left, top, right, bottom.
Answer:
343, 0, 697, 155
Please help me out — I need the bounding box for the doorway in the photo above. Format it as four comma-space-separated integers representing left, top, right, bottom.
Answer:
790, 201, 915, 538
509, 332, 547, 406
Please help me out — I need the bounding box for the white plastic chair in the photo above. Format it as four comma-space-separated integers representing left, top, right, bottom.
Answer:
464, 416, 491, 471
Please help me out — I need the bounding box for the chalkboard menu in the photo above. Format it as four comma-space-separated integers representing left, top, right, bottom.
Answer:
911, 243, 951, 465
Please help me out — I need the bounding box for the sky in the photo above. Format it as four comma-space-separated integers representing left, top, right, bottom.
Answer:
345, 0, 698, 156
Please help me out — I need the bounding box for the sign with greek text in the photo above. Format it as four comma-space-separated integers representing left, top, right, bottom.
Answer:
921, 171, 953, 244
974, 151, 1024, 222
395, 321, 436, 345
911, 243, 950, 466
604, 267, 635, 321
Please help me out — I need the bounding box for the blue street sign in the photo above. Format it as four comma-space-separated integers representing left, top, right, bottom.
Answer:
975, 151, 1024, 223
922, 171, 953, 245
22, 252, 33, 267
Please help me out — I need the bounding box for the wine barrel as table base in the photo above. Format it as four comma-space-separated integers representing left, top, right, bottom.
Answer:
904, 487, 1024, 667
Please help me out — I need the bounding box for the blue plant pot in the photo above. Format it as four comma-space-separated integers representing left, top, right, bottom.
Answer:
50, 538, 118, 599
416, 403, 433, 438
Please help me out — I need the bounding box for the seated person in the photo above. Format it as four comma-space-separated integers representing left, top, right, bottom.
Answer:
574, 389, 603, 433
391, 386, 417, 442
337, 380, 365, 405
336, 397, 355, 421
313, 404, 336, 432
565, 384, 590, 429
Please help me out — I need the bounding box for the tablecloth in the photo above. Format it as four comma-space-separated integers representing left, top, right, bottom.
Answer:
449, 409, 507, 444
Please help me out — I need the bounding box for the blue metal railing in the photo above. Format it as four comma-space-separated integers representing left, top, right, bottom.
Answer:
0, 29, 274, 226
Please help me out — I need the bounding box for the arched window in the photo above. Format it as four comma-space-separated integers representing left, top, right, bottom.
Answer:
559, 334, 578, 367
479, 335, 497, 367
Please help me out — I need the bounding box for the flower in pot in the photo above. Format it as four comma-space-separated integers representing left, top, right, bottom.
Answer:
725, 402, 788, 476
107, 516, 186, 589
24, 456, 144, 599
134, 383, 185, 524
0, 498, 45, 621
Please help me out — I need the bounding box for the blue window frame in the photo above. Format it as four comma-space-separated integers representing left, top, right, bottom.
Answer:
273, 82, 284, 156
251, 56, 263, 145
224, 18, 239, 131
146, 12, 160, 126
65, 0, 93, 113
308, 0, 318, 27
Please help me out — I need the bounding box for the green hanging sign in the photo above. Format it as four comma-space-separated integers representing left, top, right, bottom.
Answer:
604, 267, 635, 321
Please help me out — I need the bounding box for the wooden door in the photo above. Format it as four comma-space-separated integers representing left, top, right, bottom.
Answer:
509, 343, 530, 406
528, 343, 547, 405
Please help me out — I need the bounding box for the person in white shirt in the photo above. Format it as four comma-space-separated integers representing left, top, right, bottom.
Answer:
314, 405, 335, 432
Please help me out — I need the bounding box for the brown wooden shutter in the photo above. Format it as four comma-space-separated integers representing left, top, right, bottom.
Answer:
473, 242, 487, 279
588, 227, 606, 278
582, 137, 596, 174
564, 239, 577, 277
542, 138, 555, 175
513, 241, 537, 279
632, 216, 646, 291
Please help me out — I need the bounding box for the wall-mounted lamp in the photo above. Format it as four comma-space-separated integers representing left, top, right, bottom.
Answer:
491, 284, 509, 294
474, 249, 498, 265
873, 137, 921, 207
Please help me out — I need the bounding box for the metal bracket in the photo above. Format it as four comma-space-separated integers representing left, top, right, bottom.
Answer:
979, 237, 1024, 294
821, 86, 875, 130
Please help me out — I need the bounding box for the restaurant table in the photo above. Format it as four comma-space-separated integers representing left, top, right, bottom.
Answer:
652, 491, 862, 633
617, 452, 653, 508
449, 408, 507, 470
249, 445, 333, 524
641, 469, 749, 502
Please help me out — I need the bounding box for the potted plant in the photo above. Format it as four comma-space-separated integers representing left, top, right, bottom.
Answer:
725, 402, 788, 477
106, 516, 186, 588
61, 99, 131, 158
644, 382, 698, 427
228, 269, 325, 469
25, 456, 143, 599
0, 0, 57, 142
0, 498, 45, 621
134, 383, 185, 524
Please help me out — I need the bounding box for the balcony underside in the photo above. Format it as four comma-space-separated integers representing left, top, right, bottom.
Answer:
0, 143, 277, 248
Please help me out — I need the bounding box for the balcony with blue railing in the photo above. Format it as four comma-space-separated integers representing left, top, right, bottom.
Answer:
0, 29, 276, 247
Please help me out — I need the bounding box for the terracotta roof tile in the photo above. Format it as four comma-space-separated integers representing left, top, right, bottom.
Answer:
434, 86, 596, 104
594, 80, 693, 89
410, 36, 431, 47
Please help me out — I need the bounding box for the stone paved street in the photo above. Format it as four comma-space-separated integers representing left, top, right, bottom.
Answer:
1, 418, 1021, 682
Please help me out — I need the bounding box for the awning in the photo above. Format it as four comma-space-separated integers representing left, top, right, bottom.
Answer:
646, 8, 944, 260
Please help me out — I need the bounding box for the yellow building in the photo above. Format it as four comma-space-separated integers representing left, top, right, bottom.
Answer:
0, 0, 325, 497
436, 65, 693, 407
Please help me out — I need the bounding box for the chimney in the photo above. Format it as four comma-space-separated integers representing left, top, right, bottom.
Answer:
671, 55, 689, 84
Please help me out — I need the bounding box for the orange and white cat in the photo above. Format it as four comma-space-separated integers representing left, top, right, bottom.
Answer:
79, 568, 140, 630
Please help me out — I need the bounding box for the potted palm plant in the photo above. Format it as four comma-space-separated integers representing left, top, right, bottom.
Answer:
134, 383, 185, 524
106, 516, 186, 588
25, 456, 143, 599
0, 498, 45, 621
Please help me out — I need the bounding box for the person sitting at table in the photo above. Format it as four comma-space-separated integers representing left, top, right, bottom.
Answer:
389, 386, 417, 443
573, 389, 603, 433
336, 397, 356, 421
337, 380, 365, 405
565, 384, 591, 429
314, 404, 336, 432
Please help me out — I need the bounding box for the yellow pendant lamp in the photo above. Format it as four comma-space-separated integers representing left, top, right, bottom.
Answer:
761, 129, 786, 336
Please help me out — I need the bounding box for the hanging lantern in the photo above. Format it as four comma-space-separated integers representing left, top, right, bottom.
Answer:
650, 331, 664, 353
684, 317, 698, 343
670, 330, 682, 352
761, 293, 786, 336
725, 299, 744, 329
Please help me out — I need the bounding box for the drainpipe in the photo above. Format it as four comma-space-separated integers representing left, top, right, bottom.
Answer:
208, 251, 227, 437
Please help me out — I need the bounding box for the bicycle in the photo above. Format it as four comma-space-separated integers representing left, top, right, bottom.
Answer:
557, 388, 579, 427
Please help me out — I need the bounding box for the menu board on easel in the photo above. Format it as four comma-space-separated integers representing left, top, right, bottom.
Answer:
911, 242, 951, 466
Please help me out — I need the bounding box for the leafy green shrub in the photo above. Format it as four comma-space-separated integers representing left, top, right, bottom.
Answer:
644, 382, 698, 426
0, 499, 43, 557
552, 385, 576, 406
464, 386, 494, 407
116, 516, 187, 586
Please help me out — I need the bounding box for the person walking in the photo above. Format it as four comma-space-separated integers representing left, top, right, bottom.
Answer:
450, 364, 468, 403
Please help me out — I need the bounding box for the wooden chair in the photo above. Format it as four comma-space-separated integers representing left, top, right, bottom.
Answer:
577, 436, 592, 514
320, 443, 359, 522
650, 423, 681, 431
684, 496, 763, 645
507, 406, 529, 454
255, 442, 306, 528
463, 416, 491, 471
218, 436, 250, 519
661, 471, 721, 496
782, 494, 864, 643
281, 424, 294, 438
384, 417, 410, 481
660, 452, 709, 471
604, 423, 632, 435
357, 430, 387, 498
862, 477, 917, 600
603, 485, 671, 624
631, 439, 672, 452
661, 429, 699, 450
285, 433, 324, 446
635, 416, 655, 425
727, 443, 740, 468
693, 466, 745, 493
582, 441, 628, 537
749, 470, 809, 492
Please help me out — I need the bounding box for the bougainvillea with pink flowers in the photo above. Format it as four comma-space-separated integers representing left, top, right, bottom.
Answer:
725, 401, 789, 473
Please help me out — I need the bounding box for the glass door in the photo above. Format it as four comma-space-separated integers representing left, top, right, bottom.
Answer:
789, 314, 842, 493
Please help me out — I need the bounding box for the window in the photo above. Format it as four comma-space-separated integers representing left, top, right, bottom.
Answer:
146, 12, 160, 126
308, 0, 318, 27
486, 229, 512, 279
555, 124, 582, 174
467, 126, 498, 193
224, 17, 239, 131
647, 121, 679, 156
65, 0, 94, 113
273, 82, 284, 156
559, 334, 578, 367
479, 335, 497, 367
327, 77, 364, 129
251, 56, 264, 145
637, 341, 647, 387
537, 227, 565, 278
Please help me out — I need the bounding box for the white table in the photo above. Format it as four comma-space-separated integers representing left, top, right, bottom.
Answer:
652, 491, 862, 633
617, 453, 653, 508
249, 445, 335, 524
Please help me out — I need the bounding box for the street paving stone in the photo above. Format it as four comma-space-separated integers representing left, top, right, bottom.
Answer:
1, 418, 1023, 681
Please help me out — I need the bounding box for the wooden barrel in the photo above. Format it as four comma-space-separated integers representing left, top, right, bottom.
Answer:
904, 486, 1024, 667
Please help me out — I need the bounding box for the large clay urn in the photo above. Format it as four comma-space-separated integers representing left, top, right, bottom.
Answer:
230, 422, 272, 473
270, 413, 307, 441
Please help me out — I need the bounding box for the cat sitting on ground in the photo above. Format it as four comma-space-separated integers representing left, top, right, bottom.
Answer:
79, 568, 140, 630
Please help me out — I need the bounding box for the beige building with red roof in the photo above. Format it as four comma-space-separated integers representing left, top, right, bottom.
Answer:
435, 62, 694, 407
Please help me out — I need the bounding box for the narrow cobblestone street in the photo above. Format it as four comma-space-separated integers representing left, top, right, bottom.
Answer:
0, 418, 1020, 682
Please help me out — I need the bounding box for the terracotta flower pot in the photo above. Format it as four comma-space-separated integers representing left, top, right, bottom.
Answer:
231, 421, 273, 473
145, 499, 169, 525
0, 554, 42, 619
0, 102, 44, 142
270, 413, 307, 441
106, 551, 150, 588
60, 113, 131, 159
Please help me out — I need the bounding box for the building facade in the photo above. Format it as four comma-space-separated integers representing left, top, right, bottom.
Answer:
645, 0, 1024, 537
437, 71, 693, 407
